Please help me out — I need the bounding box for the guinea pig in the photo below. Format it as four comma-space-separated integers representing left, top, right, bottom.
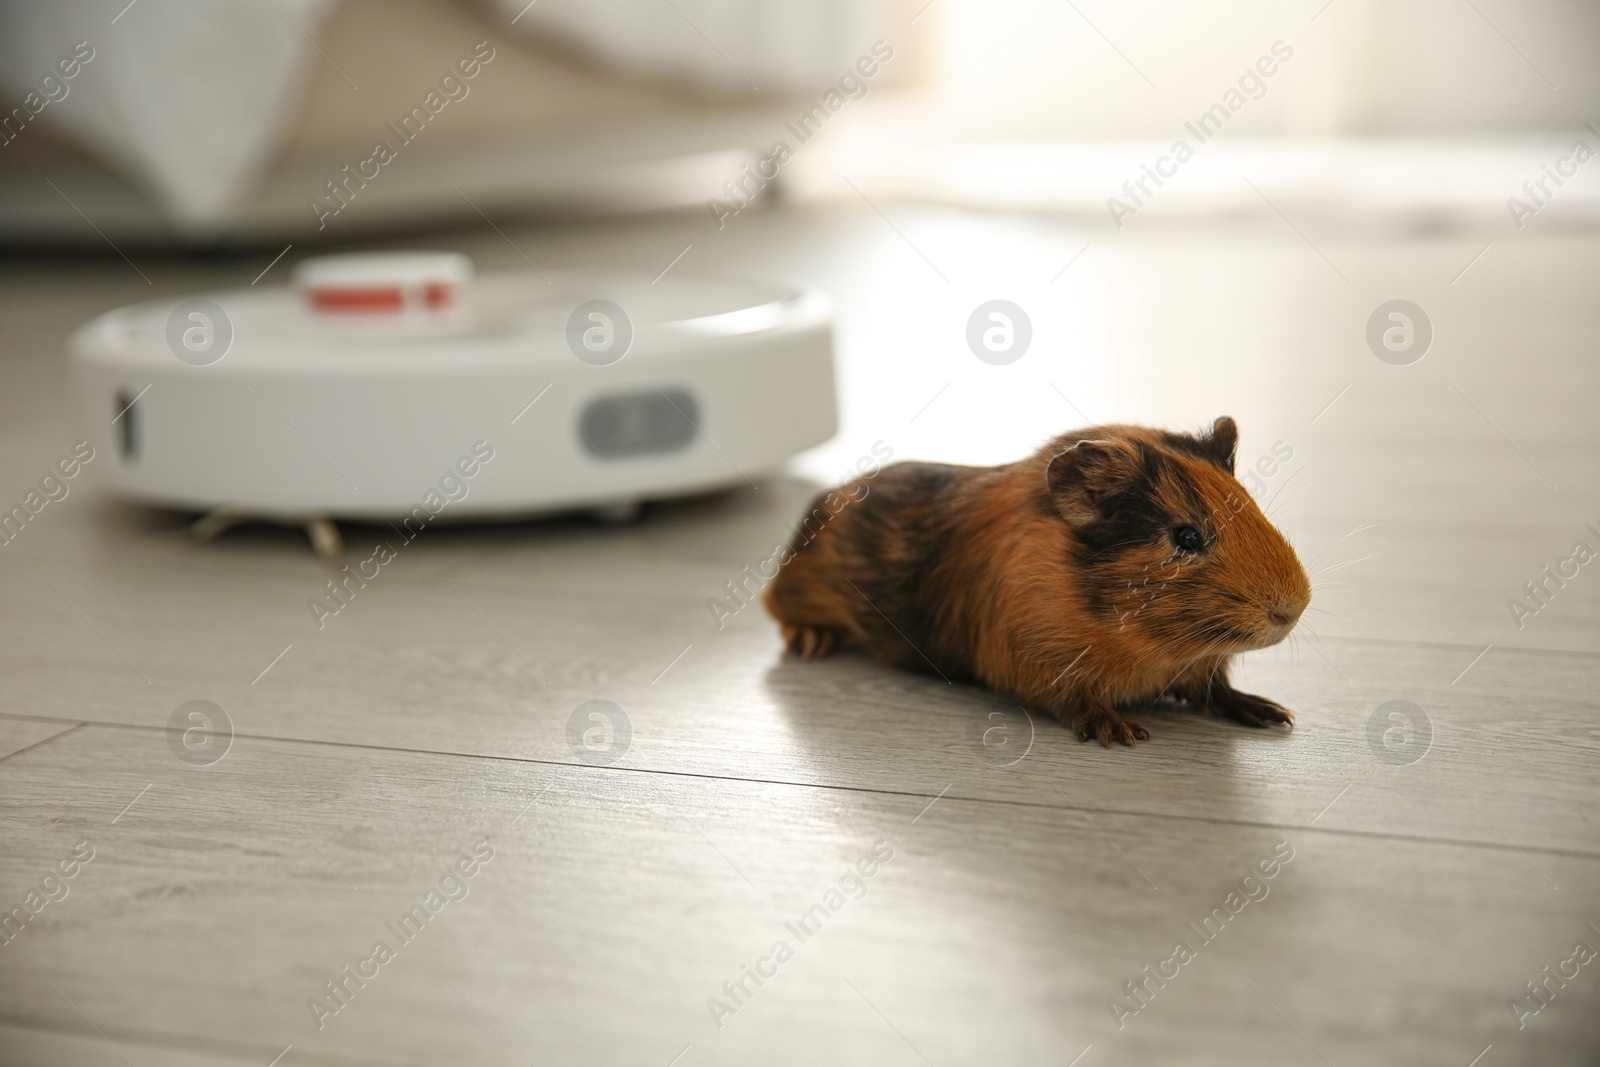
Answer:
762, 417, 1311, 747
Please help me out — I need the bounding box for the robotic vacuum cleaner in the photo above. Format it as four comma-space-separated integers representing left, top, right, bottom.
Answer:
69, 252, 837, 532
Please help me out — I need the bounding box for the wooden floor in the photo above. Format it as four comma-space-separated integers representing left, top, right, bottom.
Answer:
1, 202, 1598, 1066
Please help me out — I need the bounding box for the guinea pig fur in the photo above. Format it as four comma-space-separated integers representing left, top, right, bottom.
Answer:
762, 417, 1312, 747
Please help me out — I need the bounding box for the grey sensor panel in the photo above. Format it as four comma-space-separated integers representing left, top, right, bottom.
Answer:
579, 389, 698, 458
115, 388, 139, 462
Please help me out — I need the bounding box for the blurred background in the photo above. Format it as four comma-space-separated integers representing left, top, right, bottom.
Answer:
3, 0, 1598, 245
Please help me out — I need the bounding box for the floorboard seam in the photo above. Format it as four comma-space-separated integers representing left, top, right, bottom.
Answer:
0, 1015, 427, 1067
0, 721, 86, 764
9, 716, 1600, 861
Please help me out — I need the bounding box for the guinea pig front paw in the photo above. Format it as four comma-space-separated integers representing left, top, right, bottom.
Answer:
1071, 708, 1150, 748
1211, 690, 1295, 730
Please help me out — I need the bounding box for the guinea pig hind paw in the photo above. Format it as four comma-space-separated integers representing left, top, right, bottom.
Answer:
781, 624, 838, 660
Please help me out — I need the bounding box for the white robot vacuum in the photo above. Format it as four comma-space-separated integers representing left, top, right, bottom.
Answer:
70, 252, 836, 550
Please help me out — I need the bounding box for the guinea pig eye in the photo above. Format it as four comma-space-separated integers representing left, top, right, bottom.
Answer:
1172, 525, 1204, 553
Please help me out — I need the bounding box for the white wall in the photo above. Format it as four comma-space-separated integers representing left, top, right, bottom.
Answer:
928, 0, 1600, 141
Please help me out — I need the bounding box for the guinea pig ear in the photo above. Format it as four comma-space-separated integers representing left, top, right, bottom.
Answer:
1045, 438, 1143, 526
1201, 416, 1239, 473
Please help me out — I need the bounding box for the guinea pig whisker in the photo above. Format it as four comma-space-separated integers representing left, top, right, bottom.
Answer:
1199, 648, 1237, 694
1157, 632, 1232, 691
1304, 523, 1381, 570
1156, 616, 1233, 646
1170, 624, 1225, 659
1188, 629, 1236, 666
1285, 636, 1305, 671
1309, 553, 1373, 578
1265, 483, 1318, 520
1261, 455, 1318, 514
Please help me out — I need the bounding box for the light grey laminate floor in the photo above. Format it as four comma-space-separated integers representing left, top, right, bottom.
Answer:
1, 202, 1597, 1066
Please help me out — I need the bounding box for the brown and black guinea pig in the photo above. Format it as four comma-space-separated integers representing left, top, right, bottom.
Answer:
762, 417, 1312, 747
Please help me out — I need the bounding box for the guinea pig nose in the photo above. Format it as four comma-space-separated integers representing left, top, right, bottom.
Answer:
1267, 608, 1292, 627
